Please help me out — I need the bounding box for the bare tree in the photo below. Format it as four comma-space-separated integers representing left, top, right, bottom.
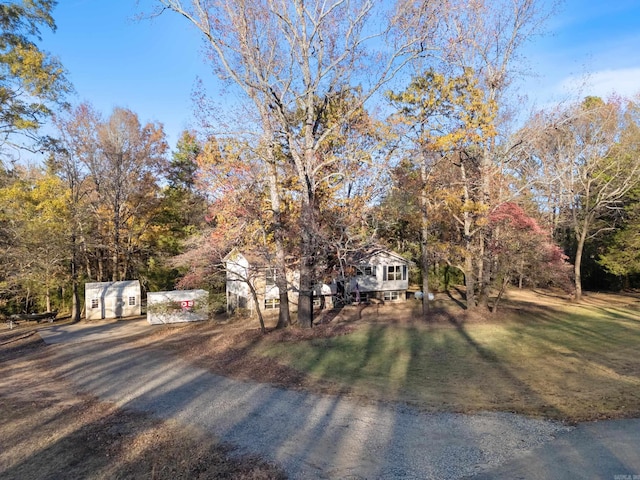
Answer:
154, 0, 444, 327
52, 105, 95, 322
58, 105, 168, 282
523, 96, 640, 300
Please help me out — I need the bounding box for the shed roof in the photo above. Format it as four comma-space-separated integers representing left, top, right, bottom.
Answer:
85, 280, 141, 291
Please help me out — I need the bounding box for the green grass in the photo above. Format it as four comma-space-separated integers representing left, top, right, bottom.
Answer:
258, 296, 640, 422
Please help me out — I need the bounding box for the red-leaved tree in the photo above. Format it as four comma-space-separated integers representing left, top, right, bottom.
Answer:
488, 202, 573, 311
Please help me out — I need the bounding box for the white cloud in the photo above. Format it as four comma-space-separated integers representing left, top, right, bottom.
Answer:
558, 68, 640, 100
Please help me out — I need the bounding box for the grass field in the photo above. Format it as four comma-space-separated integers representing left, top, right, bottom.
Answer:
253, 290, 640, 422
142, 288, 640, 424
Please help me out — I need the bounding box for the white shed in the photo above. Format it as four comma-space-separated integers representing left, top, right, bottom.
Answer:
85, 280, 142, 320
147, 289, 209, 325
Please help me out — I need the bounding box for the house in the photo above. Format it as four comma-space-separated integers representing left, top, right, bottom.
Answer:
147, 289, 209, 325
224, 248, 409, 314
224, 250, 299, 313
85, 280, 141, 320
337, 249, 410, 303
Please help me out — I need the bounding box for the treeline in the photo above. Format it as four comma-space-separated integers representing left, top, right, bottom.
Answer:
1, 97, 639, 318
0, 116, 212, 316
1, 0, 640, 323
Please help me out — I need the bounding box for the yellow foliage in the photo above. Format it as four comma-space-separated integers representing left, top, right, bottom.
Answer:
388, 68, 497, 154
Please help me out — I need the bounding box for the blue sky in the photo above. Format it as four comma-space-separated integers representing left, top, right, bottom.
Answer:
39, 0, 640, 154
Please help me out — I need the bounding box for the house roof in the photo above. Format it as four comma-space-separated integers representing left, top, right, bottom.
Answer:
223, 248, 297, 269
224, 247, 409, 271
346, 248, 409, 265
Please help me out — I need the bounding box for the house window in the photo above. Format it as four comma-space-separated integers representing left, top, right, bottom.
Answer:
356, 266, 376, 276
384, 265, 407, 281
91, 298, 99, 309
265, 268, 277, 286
386, 265, 401, 281
384, 291, 401, 301
351, 292, 369, 303
238, 296, 248, 309
128, 296, 136, 306
264, 298, 280, 309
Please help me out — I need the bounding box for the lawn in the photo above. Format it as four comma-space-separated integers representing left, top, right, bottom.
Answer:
189, 289, 640, 423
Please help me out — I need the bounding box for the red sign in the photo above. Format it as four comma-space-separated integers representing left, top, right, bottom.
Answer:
181, 300, 193, 310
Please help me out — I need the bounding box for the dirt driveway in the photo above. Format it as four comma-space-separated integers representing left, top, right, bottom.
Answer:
30, 319, 638, 479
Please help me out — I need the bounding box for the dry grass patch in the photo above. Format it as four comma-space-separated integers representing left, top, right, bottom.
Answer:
0, 331, 285, 480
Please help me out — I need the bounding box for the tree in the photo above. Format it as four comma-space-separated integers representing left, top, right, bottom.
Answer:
51, 104, 96, 322
154, 0, 443, 328
388, 67, 496, 317
440, 0, 557, 309
0, 0, 71, 154
54, 104, 168, 283
523, 97, 640, 300
0, 167, 69, 313
147, 130, 209, 291
87, 107, 167, 281
598, 187, 640, 285
487, 202, 572, 310
174, 136, 277, 331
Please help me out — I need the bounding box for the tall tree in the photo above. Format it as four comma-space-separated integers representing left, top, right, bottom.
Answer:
154, 0, 443, 327
0, 0, 71, 154
51, 103, 97, 321
55, 104, 168, 282
0, 167, 69, 313
440, 0, 557, 309
147, 130, 209, 290
523, 96, 640, 300
388, 68, 496, 317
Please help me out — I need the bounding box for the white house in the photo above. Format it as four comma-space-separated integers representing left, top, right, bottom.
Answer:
85, 280, 141, 320
224, 248, 410, 314
224, 250, 300, 313
147, 289, 209, 325
338, 249, 410, 303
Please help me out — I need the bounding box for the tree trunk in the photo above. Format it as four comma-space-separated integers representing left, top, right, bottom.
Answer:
477, 236, 490, 309
574, 227, 587, 301
45, 289, 51, 313
112, 210, 120, 282
246, 280, 266, 334
464, 249, 476, 310
266, 147, 291, 329
25, 287, 30, 313
98, 253, 104, 282
420, 161, 430, 320
70, 229, 82, 322
297, 199, 316, 329
477, 135, 494, 310
459, 160, 476, 310
518, 259, 524, 289
492, 275, 510, 313
295, 135, 319, 329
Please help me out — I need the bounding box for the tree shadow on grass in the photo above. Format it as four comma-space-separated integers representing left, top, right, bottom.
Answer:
436, 309, 567, 420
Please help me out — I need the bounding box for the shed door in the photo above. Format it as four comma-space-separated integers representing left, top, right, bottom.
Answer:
115, 297, 124, 317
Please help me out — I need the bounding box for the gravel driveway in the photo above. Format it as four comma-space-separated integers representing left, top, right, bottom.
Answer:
38, 320, 640, 479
